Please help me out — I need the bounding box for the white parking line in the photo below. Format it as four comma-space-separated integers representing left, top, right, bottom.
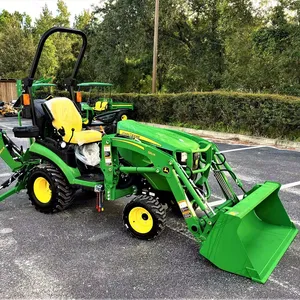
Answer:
209, 194, 243, 207
281, 181, 300, 190
219, 145, 268, 154
0, 124, 13, 130
209, 199, 226, 207
0, 173, 11, 178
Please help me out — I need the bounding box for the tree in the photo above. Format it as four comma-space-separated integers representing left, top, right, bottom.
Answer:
55, 0, 70, 27
1, 0, 300, 95
88, 0, 153, 91
74, 9, 93, 30
73, 10, 96, 83
33, 5, 58, 79
0, 11, 35, 79
32, 1, 78, 85
53, 0, 76, 86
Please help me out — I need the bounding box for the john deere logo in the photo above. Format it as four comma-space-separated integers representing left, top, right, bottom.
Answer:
163, 167, 169, 174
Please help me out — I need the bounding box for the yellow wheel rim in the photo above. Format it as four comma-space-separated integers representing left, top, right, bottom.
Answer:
121, 115, 128, 121
33, 177, 52, 203
128, 207, 153, 234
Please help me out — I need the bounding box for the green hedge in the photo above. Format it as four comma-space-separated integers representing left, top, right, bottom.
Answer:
111, 92, 300, 140
37, 90, 300, 140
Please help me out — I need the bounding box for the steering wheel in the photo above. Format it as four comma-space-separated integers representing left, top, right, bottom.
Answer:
45, 94, 54, 100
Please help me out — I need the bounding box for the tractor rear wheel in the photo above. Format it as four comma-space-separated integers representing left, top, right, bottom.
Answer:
27, 164, 74, 213
123, 195, 166, 240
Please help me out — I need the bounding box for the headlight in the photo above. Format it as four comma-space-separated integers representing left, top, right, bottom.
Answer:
181, 152, 188, 163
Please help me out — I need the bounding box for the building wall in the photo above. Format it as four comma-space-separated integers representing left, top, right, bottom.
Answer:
0, 80, 17, 103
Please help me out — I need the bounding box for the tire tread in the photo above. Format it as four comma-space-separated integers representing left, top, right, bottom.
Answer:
123, 195, 167, 240
27, 163, 74, 214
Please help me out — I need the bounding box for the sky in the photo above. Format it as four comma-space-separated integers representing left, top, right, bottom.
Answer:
0, 0, 100, 23
0, 0, 278, 24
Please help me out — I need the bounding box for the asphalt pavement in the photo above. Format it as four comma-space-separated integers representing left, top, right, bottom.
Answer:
0, 117, 299, 299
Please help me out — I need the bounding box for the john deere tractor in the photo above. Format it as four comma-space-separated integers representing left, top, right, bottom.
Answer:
0, 27, 297, 284
14, 80, 56, 118
78, 82, 134, 127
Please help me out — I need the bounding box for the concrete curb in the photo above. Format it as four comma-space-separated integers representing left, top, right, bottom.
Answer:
143, 122, 300, 151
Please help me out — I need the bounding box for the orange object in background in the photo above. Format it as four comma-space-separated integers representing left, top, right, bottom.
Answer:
22, 94, 30, 106
75, 91, 82, 103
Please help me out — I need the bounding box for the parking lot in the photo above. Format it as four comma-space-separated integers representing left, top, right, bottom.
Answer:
0, 117, 299, 299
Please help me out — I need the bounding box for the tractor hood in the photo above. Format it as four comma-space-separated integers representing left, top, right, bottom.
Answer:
117, 120, 200, 152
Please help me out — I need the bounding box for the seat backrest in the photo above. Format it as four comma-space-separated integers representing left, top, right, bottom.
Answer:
34, 99, 47, 136
94, 101, 108, 111
44, 97, 82, 140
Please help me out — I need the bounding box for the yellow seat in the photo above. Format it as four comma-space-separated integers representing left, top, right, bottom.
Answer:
45, 97, 102, 145
94, 101, 108, 111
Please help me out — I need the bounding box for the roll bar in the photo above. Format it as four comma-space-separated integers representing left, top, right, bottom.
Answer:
23, 27, 87, 125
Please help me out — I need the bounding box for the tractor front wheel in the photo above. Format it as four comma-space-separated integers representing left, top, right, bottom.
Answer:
123, 195, 166, 240
27, 164, 74, 213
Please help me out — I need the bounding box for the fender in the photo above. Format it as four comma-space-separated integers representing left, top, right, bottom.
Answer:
29, 142, 80, 184
29, 143, 102, 187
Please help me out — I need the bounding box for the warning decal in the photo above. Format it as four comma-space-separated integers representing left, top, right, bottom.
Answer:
178, 200, 188, 209
104, 145, 112, 165
182, 212, 192, 219
178, 200, 192, 218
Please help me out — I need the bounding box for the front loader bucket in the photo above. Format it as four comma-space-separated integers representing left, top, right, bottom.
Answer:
200, 181, 298, 283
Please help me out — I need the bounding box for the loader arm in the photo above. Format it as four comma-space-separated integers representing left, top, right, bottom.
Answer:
102, 136, 200, 235
101, 134, 298, 283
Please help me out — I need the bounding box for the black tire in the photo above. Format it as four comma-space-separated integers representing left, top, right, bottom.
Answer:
118, 113, 128, 121
148, 190, 182, 218
123, 195, 166, 240
117, 109, 131, 122
27, 164, 74, 213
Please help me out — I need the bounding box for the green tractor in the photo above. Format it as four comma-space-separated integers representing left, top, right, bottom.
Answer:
0, 27, 297, 284
31, 82, 56, 99
78, 82, 134, 127
16, 77, 53, 100
14, 80, 56, 118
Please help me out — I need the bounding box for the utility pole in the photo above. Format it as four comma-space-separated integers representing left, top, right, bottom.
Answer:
152, 0, 159, 94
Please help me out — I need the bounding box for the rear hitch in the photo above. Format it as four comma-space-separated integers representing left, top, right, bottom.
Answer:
0, 169, 25, 191
95, 184, 104, 212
